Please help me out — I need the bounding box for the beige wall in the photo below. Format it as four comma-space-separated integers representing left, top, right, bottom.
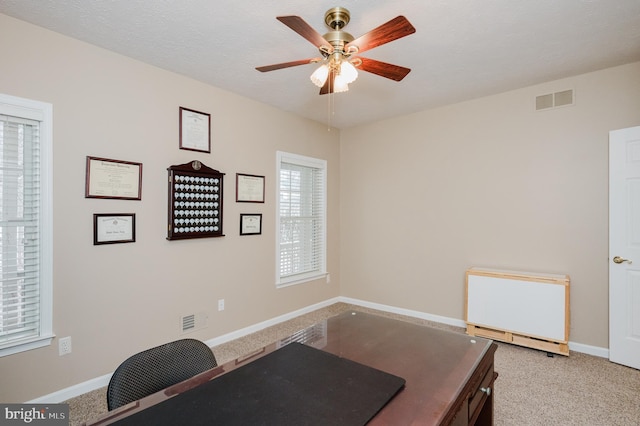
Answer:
2, 11, 640, 404
340, 61, 640, 349
0, 14, 341, 402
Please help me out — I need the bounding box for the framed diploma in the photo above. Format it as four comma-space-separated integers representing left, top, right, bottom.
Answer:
85, 156, 143, 200
240, 214, 262, 236
236, 173, 265, 203
93, 214, 136, 245
179, 107, 211, 153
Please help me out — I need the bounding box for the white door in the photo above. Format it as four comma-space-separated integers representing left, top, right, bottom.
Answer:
609, 125, 640, 369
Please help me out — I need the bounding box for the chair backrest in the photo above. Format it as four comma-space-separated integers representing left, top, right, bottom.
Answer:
106, 338, 217, 411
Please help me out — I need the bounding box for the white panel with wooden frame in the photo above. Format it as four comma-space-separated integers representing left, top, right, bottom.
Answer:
465, 267, 570, 356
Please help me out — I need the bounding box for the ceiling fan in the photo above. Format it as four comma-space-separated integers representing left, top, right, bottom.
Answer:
256, 7, 416, 95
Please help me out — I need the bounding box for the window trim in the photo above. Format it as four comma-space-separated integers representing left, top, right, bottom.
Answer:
0, 93, 54, 357
275, 151, 327, 288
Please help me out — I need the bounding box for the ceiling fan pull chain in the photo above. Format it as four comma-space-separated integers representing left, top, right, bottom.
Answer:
327, 91, 332, 130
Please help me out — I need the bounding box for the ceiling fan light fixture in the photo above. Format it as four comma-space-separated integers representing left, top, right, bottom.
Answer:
258, 11, 415, 96
333, 74, 349, 93
339, 60, 358, 84
310, 64, 329, 87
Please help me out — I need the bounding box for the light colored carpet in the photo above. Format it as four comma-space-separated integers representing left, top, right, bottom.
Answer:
66, 303, 640, 426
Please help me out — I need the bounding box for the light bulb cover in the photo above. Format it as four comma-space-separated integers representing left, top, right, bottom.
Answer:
310, 64, 329, 87
339, 61, 358, 84
333, 74, 349, 93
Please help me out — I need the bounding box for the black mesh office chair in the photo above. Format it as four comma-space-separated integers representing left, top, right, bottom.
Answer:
106, 338, 218, 411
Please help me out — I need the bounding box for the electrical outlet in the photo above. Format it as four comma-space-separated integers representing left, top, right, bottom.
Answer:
59, 336, 72, 356
218, 299, 225, 311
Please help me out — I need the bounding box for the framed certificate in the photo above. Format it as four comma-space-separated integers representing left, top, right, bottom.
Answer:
236, 173, 265, 203
240, 214, 262, 236
85, 157, 143, 200
179, 107, 211, 153
93, 214, 136, 245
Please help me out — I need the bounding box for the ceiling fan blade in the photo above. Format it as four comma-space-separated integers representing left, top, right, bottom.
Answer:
256, 58, 321, 72
319, 68, 336, 95
345, 16, 415, 54
357, 57, 411, 81
277, 16, 334, 53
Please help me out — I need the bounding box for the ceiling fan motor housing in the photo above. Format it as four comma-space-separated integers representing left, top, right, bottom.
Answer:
322, 30, 354, 51
321, 7, 356, 57
324, 7, 350, 29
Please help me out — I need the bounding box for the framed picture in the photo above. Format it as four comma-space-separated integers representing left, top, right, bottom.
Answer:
179, 107, 211, 153
85, 157, 142, 200
240, 214, 262, 236
93, 214, 136, 245
236, 173, 265, 203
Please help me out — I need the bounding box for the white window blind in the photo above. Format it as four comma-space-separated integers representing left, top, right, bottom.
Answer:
276, 152, 326, 287
0, 94, 53, 357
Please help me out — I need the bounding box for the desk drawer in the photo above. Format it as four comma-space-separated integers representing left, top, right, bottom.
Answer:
468, 364, 494, 422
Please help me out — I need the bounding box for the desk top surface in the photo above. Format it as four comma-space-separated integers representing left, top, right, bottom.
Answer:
311, 311, 495, 424
87, 311, 495, 426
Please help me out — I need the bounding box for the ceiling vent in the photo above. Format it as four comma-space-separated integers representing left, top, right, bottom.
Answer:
535, 89, 574, 111
180, 312, 207, 334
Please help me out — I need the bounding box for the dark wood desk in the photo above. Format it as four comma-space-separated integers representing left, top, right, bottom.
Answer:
85, 311, 497, 425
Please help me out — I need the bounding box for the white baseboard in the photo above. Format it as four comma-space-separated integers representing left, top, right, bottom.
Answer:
339, 297, 610, 358
568, 341, 609, 358
202, 297, 341, 348
27, 297, 341, 403
338, 297, 467, 328
28, 295, 609, 403
29, 373, 112, 404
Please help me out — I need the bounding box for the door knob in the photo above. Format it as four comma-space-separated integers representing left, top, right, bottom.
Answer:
613, 256, 632, 264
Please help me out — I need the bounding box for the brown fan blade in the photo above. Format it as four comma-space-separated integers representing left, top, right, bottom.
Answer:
319, 68, 336, 95
256, 58, 321, 72
357, 57, 411, 81
345, 16, 415, 54
277, 16, 334, 53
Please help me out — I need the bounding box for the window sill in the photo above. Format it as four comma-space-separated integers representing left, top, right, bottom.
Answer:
0, 334, 55, 358
276, 272, 328, 288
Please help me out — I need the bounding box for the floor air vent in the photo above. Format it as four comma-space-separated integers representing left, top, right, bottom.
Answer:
536, 89, 574, 111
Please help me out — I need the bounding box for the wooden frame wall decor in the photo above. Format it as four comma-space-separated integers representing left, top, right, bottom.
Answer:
93, 213, 136, 245
167, 160, 224, 240
240, 214, 262, 236
236, 173, 265, 203
85, 156, 142, 200
179, 107, 211, 153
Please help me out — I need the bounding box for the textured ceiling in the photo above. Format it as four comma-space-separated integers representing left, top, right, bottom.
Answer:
1, 0, 639, 129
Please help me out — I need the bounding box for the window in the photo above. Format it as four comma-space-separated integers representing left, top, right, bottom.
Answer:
276, 151, 326, 287
0, 94, 53, 357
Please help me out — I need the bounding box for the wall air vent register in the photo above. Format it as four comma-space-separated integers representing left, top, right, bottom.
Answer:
535, 89, 574, 111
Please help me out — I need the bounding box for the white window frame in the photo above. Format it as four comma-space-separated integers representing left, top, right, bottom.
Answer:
276, 151, 327, 288
0, 93, 53, 357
